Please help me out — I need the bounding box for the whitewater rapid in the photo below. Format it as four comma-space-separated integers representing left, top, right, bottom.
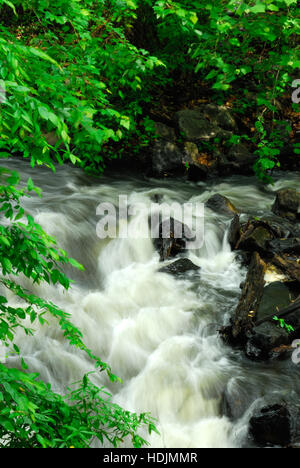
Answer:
3, 159, 300, 448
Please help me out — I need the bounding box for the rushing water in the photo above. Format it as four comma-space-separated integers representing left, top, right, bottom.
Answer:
2, 159, 300, 448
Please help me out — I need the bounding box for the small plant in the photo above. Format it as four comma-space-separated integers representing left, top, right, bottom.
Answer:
252, 117, 282, 184
273, 315, 295, 334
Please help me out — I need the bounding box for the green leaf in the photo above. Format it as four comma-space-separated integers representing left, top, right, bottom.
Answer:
0, 418, 14, 432
2, 0, 17, 15
21, 358, 28, 370
250, 3, 266, 13
68, 258, 85, 271
27, 177, 34, 191
0, 236, 10, 247
2, 258, 12, 273
28, 47, 61, 68
120, 118, 130, 130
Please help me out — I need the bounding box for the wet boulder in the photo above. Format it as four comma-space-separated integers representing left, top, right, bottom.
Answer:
228, 214, 241, 250
272, 188, 300, 221
259, 214, 298, 239
271, 254, 300, 283
153, 218, 193, 261
249, 403, 291, 446
267, 238, 300, 256
256, 281, 294, 322
237, 225, 273, 256
220, 252, 267, 345
249, 396, 300, 448
245, 301, 300, 361
235, 219, 282, 256
159, 258, 200, 276
245, 321, 291, 361
205, 194, 238, 216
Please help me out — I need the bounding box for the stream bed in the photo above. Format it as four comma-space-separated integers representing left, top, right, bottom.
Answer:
2, 158, 300, 448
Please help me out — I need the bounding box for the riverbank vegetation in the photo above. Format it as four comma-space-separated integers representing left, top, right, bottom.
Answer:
0, 0, 299, 448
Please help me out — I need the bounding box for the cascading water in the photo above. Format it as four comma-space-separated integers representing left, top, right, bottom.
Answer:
3, 158, 300, 448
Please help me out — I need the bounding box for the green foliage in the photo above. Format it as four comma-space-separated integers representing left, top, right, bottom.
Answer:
273, 315, 295, 333
252, 117, 284, 183
0, 366, 157, 448
136, 0, 299, 181
0, 0, 164, 172
0, 0, 299, 178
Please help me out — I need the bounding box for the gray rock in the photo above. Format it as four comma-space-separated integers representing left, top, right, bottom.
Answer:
249, 403, 291, 446
182, 141, 210, 180
206, 194, 239, 216
256, 282, 294, 323
249, 394, 300, 447
268, 238, 300, 256
153, 121, 176, 141
152, 141, 183, 177
228, 214, 241, 249
159, 258, 200, 276
237, 225, 273, 254
176, 108, 221, 141
227, 143, 253, 168
245, 321, 291, 360
272, 188, 300, 221
203, 103, 237, 131
153, 218, 193, 261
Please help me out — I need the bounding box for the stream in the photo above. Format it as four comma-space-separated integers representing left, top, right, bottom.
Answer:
2, 158, 300, 448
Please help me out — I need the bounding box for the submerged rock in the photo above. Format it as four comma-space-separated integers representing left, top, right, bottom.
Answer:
153, 218, 193, 261
258, 214, 293, 238
221, 379, 261, 421
159, 258, 200, 276
205, 194, 238, 216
